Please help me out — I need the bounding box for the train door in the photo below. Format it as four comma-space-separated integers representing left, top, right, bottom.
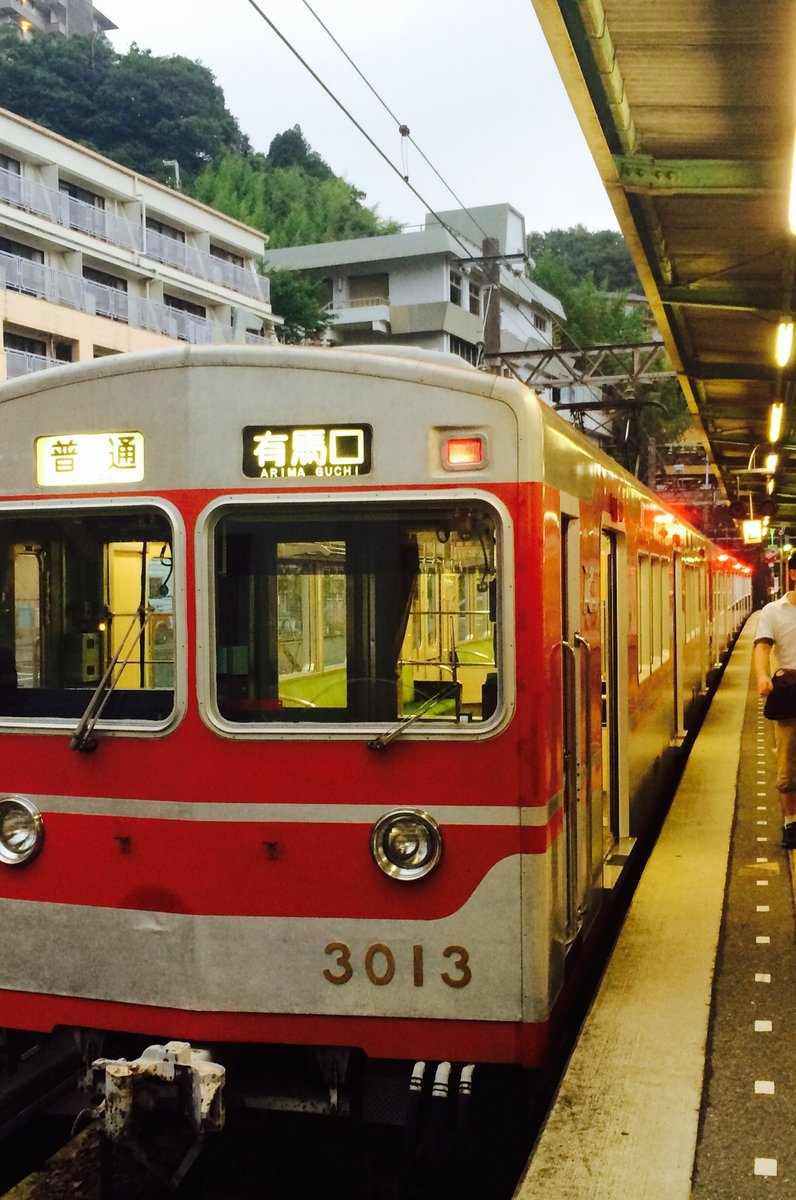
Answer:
600, 529, 627, 858
560, 514, 591, 941
699, 561, 709, 689
672, 552, 686, 741
12, 545, 42, 688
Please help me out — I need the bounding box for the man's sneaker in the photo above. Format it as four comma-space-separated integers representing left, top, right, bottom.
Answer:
782, 823, 796, 850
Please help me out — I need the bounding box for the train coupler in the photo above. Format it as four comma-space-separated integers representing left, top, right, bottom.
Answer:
87, 1040, 225, 1188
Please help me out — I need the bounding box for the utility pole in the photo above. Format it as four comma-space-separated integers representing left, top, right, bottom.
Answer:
482, 237, 501, 366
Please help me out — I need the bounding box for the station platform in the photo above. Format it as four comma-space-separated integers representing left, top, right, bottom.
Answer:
514, 614, 795, 1199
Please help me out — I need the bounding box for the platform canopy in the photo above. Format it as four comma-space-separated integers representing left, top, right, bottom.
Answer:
531, 0, 796, 533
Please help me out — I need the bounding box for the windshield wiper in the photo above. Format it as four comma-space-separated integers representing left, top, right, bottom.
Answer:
367, 683, 458, 752
69, 607, 153, 752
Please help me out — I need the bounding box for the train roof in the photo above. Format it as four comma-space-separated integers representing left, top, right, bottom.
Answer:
0, 345, 710, 545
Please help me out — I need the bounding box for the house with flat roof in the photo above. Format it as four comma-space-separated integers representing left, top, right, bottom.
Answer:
265, 203, 565, 372
0, 106, 277, 380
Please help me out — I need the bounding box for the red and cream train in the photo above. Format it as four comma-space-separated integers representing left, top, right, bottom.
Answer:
0, 345, 751, 1120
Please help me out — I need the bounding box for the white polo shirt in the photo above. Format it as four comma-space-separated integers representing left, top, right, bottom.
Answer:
755, 593, 796, 670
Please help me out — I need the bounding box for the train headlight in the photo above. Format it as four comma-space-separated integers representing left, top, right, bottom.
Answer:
370, 809, 442, 881
0, 797, 44, 866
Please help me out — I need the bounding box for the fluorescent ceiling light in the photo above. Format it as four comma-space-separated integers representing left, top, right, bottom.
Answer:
776, 321, 794, 367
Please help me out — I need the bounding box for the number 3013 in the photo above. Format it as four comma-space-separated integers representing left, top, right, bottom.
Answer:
323, 942, 471, 989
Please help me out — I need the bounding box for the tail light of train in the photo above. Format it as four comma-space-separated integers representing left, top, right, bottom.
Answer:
0, 795, 44, 866
441, 435, 486, 470
370, 809, 442, 881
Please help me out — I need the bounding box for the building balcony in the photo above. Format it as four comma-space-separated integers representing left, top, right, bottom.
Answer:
0, 1, 47, 31
5, 348, 62, 378
324, 296, 390, 333
0, 166, 270, 305
0, 249, 271, 356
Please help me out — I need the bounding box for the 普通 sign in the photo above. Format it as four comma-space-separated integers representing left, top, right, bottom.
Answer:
35, 432, 144, 486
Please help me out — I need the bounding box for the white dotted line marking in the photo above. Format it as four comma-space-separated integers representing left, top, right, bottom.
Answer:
756, 879, 770, 886
754, 1158, 777, 1177
756, 905, 770, 913
755, 1080, 776, 1095
755, 972, 771, 983
756, 935, 771, 944
754, 1019, 773, 1032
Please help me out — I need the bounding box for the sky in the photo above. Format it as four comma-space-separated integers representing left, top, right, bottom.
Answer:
99, 0, 619, 235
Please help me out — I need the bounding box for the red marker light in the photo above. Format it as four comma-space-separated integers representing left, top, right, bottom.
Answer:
444, 436, 485, 469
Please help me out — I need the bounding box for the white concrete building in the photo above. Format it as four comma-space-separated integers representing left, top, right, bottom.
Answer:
0, 106, 276, 380
0, 0, 115, 39
266, 203, 564, 370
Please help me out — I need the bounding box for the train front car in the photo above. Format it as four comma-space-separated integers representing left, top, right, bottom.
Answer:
0, 345, 750, 1135
0, 346, 550, 1121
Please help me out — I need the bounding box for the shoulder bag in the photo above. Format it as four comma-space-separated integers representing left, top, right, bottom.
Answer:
763, 668, 796, 719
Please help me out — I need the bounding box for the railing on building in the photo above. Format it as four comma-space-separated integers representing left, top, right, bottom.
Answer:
0, 249, 271, 356
5, 348, 63, 378
324, 296, 390, 312
0, 166, 270, 303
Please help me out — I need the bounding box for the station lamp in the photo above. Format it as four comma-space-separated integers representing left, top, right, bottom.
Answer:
775, 322, 793, 368
769, 402, 784, 444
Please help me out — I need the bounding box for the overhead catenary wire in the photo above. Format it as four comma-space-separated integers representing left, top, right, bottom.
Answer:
241, 0, 475, 260
298, 0, 574, 369
299, 0, 489, 229
244, 0, 537, 310
294, 3, 621, 401
242, 0, 616, 407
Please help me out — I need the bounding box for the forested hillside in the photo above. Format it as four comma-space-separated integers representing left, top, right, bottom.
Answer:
0, 30, 397, 247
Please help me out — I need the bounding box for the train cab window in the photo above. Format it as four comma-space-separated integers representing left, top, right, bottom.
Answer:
0, 508, 175, 723
212, 502, 500, 729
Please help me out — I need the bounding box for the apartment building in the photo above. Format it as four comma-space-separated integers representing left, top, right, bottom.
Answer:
0, 0, 115, 39
265, 203, 564, 369
0, 106, 276, 381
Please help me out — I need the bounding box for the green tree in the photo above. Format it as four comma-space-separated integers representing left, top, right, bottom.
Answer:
531, 244, 690, 481
0, 26, 116, 145
267, 269, 331, 343
0, 32, 247, 185
528, 225, 640, 293
0, 31, 397, 341
267, 125, 332, 179
193, 148, 399, 248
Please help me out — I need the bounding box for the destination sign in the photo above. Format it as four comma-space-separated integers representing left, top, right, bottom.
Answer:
35, 432, 144, 487
243, 424, 372, 479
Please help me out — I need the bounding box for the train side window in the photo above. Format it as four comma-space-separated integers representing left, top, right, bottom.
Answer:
0, 507, 175, 723
637, 553, 651, 680
212, 502, 500, 729
661, 558, 671, 663
651, 557, 663, 668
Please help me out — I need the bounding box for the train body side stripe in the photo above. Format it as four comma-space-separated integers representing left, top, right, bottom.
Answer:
1, 857, 531, 1022
18, 794, 561, 826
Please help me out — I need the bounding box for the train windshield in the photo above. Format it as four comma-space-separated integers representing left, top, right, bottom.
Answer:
212, 502, 499, 726
0, 507, 175, 722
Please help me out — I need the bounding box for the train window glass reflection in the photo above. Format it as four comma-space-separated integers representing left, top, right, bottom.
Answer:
637, 553, 651, 679
277, 542, 347, 708
651, 557, 663, 667
0, 509, 174, 720
213, 503, 499, 727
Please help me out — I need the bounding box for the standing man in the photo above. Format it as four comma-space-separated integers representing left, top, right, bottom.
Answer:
754, 551, 796, 850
